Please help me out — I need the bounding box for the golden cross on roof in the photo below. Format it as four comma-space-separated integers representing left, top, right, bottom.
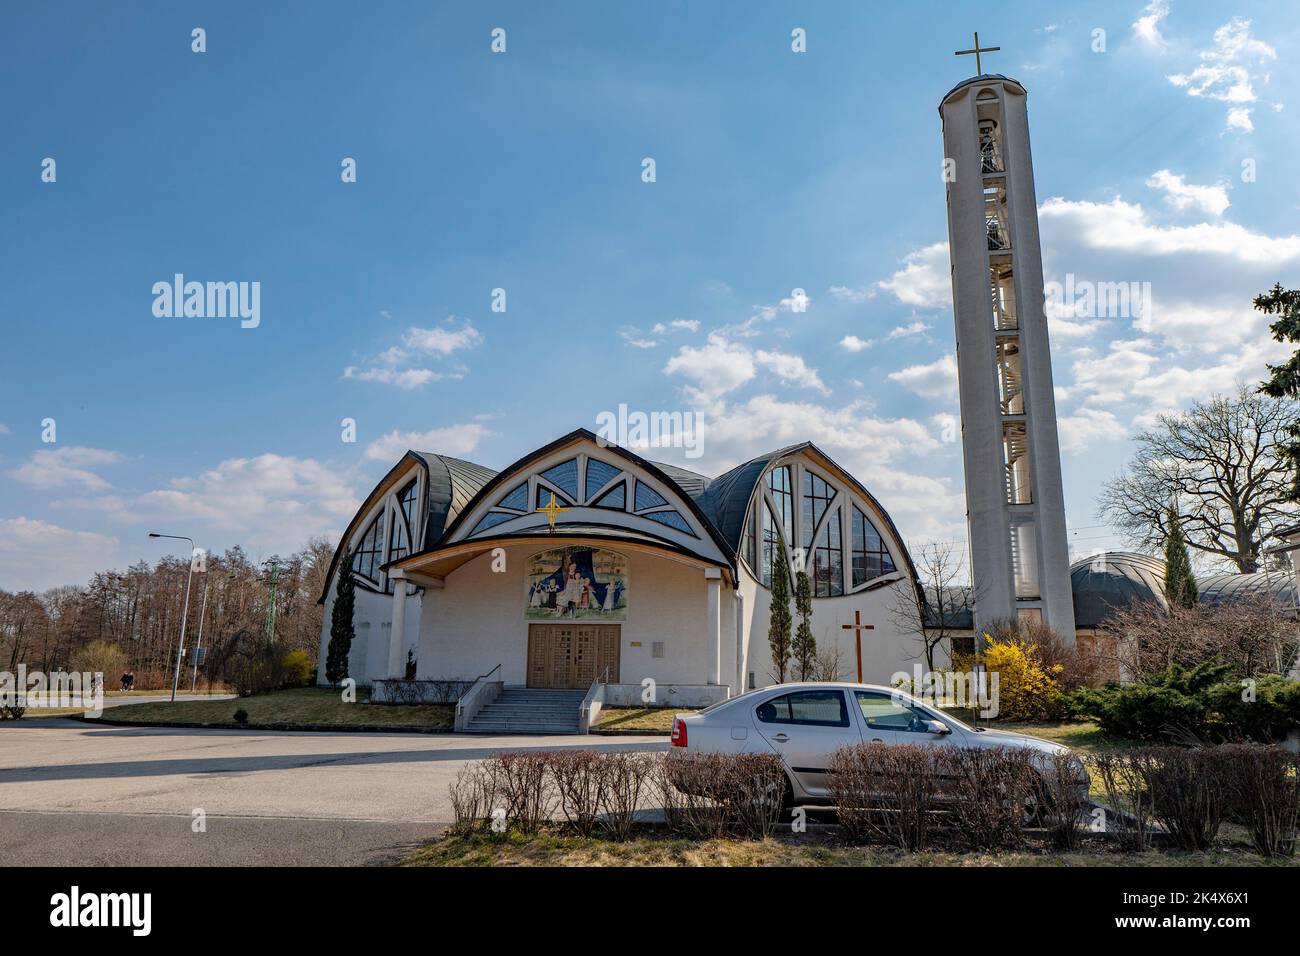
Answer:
536, 491, 568, 531
954, 31, 1000, 74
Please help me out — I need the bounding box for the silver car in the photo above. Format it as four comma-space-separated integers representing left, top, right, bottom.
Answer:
669, 681, 1087, 808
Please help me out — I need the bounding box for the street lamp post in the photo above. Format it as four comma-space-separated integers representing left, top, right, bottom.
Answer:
190, 575, 211, 693
150, 532, 196, 703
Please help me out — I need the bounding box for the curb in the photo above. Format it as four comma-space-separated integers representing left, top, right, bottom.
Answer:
77, 713, 455, 735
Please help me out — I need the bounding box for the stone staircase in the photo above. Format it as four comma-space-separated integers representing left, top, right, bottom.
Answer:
463, 687, 587, 735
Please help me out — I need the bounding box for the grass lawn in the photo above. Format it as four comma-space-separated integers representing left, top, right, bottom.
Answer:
85, 686, 454, 731
405, 829, 1299, 867
592, 707, 697, 733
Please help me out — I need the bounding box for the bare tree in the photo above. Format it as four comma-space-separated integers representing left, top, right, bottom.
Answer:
889, 540, 973, 671
1097, 386, 1299, 572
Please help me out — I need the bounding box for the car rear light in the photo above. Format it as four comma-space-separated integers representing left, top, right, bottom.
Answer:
670, 717, 687, 747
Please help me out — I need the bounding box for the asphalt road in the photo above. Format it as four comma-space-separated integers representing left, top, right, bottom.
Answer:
0, 719, 665, 866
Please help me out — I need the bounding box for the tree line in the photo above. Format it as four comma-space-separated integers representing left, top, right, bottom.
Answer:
0, 538, 334, 687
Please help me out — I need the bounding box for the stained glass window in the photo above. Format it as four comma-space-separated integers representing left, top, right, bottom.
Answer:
801, 470, 835, 549
765, 466, 793, 542
470, 511, 516, 537
644, 509, 693, 535
590, 481, 626, 510
851, 505, 896, 586
351, 512, 386, 582
398, 479, 419, 530
812, 507, 843, 597
584, 459, 622, 500
498, 481, 528, 511
539, 459, 579, 500
634, 480, 667, 511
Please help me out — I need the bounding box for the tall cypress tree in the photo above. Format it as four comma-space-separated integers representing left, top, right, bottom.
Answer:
768, 532, 793, 683
325, 547, 356, 687
1163, 507, 1198, 608
792, 569, 816, 680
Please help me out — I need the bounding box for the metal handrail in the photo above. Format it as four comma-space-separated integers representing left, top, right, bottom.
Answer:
469, 663, 501, 684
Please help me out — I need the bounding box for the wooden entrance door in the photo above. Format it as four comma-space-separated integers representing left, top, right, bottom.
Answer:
527, 624, 621, 688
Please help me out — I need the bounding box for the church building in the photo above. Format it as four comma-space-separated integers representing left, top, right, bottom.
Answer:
315, 429, 928, 720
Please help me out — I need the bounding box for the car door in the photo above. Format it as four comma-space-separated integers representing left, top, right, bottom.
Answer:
754, 689, 855, 798
853, 689, 938, 745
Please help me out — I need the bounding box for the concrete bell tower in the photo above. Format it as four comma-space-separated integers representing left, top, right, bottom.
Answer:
939, 47, 1076, 639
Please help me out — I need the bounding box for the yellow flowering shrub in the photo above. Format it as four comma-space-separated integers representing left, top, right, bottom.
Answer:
959, 637, 1065, 721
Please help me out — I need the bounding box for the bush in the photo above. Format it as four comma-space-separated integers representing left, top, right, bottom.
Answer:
1217, 744, 1300, 857
598, 752, 652, 841
944, 746, 1035, 850
1143, 746, 1226, 851
973, 636, 1066, 721
828, 743, 942, 850
547, 750, 605, 837
1068, 660, 1300, 743
493, 752, 555, 836
1, 705, 25, 720
1086, 751, 1157, 850
232, 708, 249, 725
1038, 750, 1091, 850
280, 649, 313, 688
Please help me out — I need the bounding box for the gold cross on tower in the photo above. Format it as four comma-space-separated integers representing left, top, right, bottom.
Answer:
840, 610, 875, 683
954, 31, 1000, 75
536, 491, 568, 531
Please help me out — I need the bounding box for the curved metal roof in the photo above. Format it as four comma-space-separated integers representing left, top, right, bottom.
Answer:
938, 73, 1025, 110
1069, 551, 1168, 629
1198, 571, 1298, 608
692, 443, 808, 551
408, 452, 498, 548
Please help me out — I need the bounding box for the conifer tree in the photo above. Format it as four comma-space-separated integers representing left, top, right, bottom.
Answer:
325, 547, 356, 687
1162, 507, 1198, 608
768, 533, 793, 683
792, 569, 816, 680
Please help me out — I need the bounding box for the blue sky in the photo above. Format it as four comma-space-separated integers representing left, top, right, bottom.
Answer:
2, 0, 1298, 589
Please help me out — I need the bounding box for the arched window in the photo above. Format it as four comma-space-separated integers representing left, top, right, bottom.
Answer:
765, 466, 793, 541
851, 505, 896, 586
811, 507, 844, 597
352, 511, 385, 583
801, 470, 835, 549
398, 479, 419, 531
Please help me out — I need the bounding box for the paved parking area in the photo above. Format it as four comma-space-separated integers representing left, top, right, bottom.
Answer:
0, 719, 665, 865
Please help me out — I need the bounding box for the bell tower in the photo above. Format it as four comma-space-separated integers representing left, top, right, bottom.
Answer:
939, 44, 1075, 639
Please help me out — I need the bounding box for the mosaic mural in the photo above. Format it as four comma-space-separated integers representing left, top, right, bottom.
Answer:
525, 546, 628, 621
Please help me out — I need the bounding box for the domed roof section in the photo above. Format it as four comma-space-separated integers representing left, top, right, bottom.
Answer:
1198, 571, 1298, 608
1069, 551, 1167, 629
409, 452, 498, 548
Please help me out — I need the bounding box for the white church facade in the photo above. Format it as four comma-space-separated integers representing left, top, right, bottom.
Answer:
315, 429, 930, 714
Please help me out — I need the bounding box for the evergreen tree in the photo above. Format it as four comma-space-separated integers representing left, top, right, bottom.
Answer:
792, 569, 816, 680
325, 548, 356, 687
1162, 507, 1198, 608
768, 532, 793, 683
1257, 282, 1300, 499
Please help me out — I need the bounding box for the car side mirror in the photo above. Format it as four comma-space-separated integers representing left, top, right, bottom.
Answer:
923, 719, 951, 736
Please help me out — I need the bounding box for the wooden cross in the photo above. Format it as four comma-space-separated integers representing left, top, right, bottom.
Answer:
535, 491, 568, 531
841, 609, 875, 683
954, 31, 1000, 75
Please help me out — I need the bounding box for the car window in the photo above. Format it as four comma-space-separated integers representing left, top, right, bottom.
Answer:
855, 691, 927, 732
755, 690, 849, 727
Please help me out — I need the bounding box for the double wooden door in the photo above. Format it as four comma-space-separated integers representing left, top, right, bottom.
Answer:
527, 624, 621, 688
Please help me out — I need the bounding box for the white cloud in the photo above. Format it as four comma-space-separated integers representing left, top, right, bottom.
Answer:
840, 335, 874, 352
403, 322, 483, 356
1145, 169, 1230, 216
1058, 407, 1123, 454
0, 423, 11, 435
0, 518, 120, 591
1167, 17, 1278, 132
663, 334, 756, 403
342, 366, 449, 389
886, 320, 932, 341
754, 350, 828, 394
1037, 196, 1300, 265
650, 319, 700, 334
8, 446, 122, 492
1132, 0, 1170, 50
620, 329, 659, 349
877, 242, 951, 309
888, 354, 958, 401
828, 285, 873, 304
364, 424, 492, 462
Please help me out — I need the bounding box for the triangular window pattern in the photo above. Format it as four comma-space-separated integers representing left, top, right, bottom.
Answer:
470, 511, 517, 537
851, 506, 896, 586
634, 480, 667, 512
539, 459, 579, 500
584, 459, 622, 500
536, 486, 572, 510
644, 509, 694, 536
590, 481, 626, 511
352, 512, 386, 583
498, 482, 528, 512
